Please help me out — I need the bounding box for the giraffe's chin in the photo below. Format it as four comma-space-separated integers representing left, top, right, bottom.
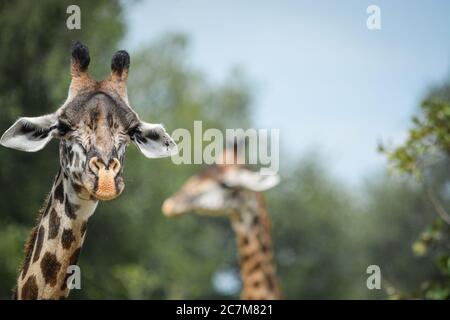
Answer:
85, 181, 123, 201
93, 180, 123, 200
94, 190, 122, 201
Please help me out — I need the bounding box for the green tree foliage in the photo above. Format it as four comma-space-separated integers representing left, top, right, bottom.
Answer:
381, 82, 450, 299
268, 155, 362, 299
0, 1, 443, 300
267, 155, 442, 299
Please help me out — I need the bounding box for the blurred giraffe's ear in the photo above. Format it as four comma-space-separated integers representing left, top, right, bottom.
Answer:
0, 114, 58, 152
132, 122, 178, 158
223, 168, 280, 192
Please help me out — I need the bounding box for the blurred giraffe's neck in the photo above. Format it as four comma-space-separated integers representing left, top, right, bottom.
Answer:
15, 169, 98, 300
231, 193, 281, 300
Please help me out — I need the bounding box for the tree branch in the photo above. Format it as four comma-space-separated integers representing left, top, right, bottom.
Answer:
424, 184, 450, 226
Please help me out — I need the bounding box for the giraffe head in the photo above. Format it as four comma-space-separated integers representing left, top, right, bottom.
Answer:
0, 42, 177, 201
162, 148, 280, 217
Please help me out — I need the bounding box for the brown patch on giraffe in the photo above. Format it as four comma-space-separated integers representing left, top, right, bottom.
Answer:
40, 252, 61, 286
80, 221, 88, 237
69, 247, 81, 266
61, 228, 75, 249
248, 261, 262, 275
241, 253, 252, 263
21, 226, 38, 280
54, 179, 65, 203
255, 193, 271, 233
60, 275, 69, 291
65, 195, 79, 219
265, 273, 276, 290
21, 275, 38, 300
32, 226, 45, 263
251, 215, 260, 227
48, 209, 61, 240
72, 182, 83, 194
241, 235, 249, 246
61, 247, 82, 291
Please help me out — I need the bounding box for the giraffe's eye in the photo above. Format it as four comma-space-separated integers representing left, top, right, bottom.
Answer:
57, 121, 72, 136
127, 126, 141, 139
220, 182, 233, 189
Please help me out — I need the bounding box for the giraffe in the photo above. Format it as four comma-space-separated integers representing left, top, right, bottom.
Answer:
0, 42, 177, 300
162, 148, 282, 300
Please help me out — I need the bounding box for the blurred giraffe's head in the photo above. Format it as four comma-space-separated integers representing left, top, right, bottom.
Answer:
0, 42, 177, 201
162, 148, 280, 217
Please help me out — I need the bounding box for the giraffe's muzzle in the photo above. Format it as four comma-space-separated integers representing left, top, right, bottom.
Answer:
89, 157, 123, 200
162, 196, 191, 217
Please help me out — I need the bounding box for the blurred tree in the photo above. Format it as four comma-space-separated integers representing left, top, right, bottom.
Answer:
266, 154, 441, 299
358, 174, 444, 299
381, 80, 450, 299
0, 0, 443, 301
267, 155, 361, 299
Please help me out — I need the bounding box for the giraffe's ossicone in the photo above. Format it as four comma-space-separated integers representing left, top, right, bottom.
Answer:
0, 42, 177, 299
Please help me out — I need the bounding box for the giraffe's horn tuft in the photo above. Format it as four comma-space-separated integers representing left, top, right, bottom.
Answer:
110, 50, 130, 81
71, 41, 90, 73
68, 41, 95, 99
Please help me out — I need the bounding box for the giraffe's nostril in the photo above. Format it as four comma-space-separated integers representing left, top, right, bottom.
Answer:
89, 157, 104, 174
89, 157, 121, 176
110, 158, 121, 175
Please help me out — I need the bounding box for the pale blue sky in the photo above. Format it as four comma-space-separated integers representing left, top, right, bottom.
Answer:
123, 0, 450, 184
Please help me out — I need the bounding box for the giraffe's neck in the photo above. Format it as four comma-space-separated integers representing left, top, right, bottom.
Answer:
231, 193, 281, 300
16, 169, 98, 300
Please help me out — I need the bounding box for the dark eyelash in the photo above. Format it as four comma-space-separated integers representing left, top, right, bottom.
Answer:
57, 121, 72, 136
127, 126, 140, 138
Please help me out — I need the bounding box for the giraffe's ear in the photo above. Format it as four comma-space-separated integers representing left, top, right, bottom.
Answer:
132, 122, 178, 158
223, 168, 280, 192
0, 114, 58, 152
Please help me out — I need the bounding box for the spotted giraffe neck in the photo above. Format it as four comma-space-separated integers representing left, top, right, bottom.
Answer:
15, 169, 98, 300
231, 193, 281, 300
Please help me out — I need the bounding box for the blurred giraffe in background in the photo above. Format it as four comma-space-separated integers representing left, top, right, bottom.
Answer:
0, 42, 177, 299
162, 146, 282, 299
